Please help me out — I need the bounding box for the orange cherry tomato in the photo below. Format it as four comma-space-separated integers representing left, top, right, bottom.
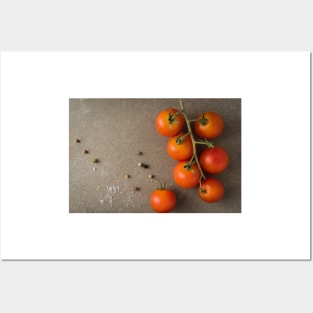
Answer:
173, 161, 200, 188
155, 108, 185, 137
150, 189, 177, 213
194, 112, 224, 139
198, 178, 224, 203
199, 146, 229, 174
167, 133, 193, 161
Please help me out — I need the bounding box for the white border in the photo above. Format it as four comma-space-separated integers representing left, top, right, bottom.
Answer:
0, 52, 310, 259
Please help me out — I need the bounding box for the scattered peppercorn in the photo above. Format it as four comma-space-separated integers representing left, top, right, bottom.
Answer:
83, 149, 89, 154
92, 158, 99, 163
75, 138, 80, 143
134, 187, 140, 191
138, 162, 148, 168
124, 174, 130, 179
137, 151, 143, 155
148, 174, 154, 179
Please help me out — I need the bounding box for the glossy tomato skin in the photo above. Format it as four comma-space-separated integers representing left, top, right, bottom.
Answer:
150, 189, 176, 213
198, 178, 224, 203
167, 133, 193, 161
199, 146, 229, 174
173, 161, 200, 188
155, 108, 185, 137
194, 112, 224, 139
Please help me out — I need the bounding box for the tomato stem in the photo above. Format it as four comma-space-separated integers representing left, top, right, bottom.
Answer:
189, 154, 195, 164
199, 113, 209, 125
179, 100, 206, 181
168, 111, 180, 124
151, 179, 166, 190
194, 140, 215, 148
194, 141, 207, 145
176, 132, 190, 145
200, 187, 206, 194
180, 132, 190, 140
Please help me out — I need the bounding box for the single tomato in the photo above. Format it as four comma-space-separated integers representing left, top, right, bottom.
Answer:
150, 189, 177, 213
167, 133, 193, 161
173, 161, 200, 188
155, 108, 185, 137
199, 146, 229, 174
194, 112, 224, 139
198, 178, 224, 203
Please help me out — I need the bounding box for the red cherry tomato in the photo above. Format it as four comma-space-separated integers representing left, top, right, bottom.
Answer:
150, 189, 177, 213
199, 146, 229, 174
173, 161, 200, 188
194, 112, 224, 139
198, 178, 224, 203
167, 133, 193, 161
155, 108, 185, 137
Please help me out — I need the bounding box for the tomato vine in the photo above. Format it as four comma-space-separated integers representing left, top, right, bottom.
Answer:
178, 99, 207, 187
154, 99, 228, 208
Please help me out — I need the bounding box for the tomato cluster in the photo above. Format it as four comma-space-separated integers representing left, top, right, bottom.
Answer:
152, 102, 230, 211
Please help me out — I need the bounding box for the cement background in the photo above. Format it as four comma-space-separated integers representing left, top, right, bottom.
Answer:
69, 98, 241, 213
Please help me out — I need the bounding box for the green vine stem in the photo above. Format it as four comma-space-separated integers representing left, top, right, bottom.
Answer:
194, 141, 207, 145
179, 100, 206, 184
194, 140, 215, 148
151, 179, 166, 190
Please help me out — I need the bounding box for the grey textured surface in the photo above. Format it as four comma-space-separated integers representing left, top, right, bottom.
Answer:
69, 98, 241, 213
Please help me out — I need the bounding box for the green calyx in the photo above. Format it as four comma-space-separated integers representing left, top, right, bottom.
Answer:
205, 139, 215, 148
199, 112, 208, 125
183, 163, 192, 170
183, 162, 195, 173
176, 133, 189, 145
176, 136, 183, 145
168, 111, 179, 125
199, 188, 207, 194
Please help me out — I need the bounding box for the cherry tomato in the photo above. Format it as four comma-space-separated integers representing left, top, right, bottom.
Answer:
198, 178, 224, 203
167, 133, 193, 161
194, 112, 224, 139
199, 146, 229, 174
173, 161, 200, 188
155, 108, 185, 137
150, 189, 177, 213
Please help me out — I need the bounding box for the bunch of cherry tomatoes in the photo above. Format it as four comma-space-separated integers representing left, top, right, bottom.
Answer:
150, 100, 229, 213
